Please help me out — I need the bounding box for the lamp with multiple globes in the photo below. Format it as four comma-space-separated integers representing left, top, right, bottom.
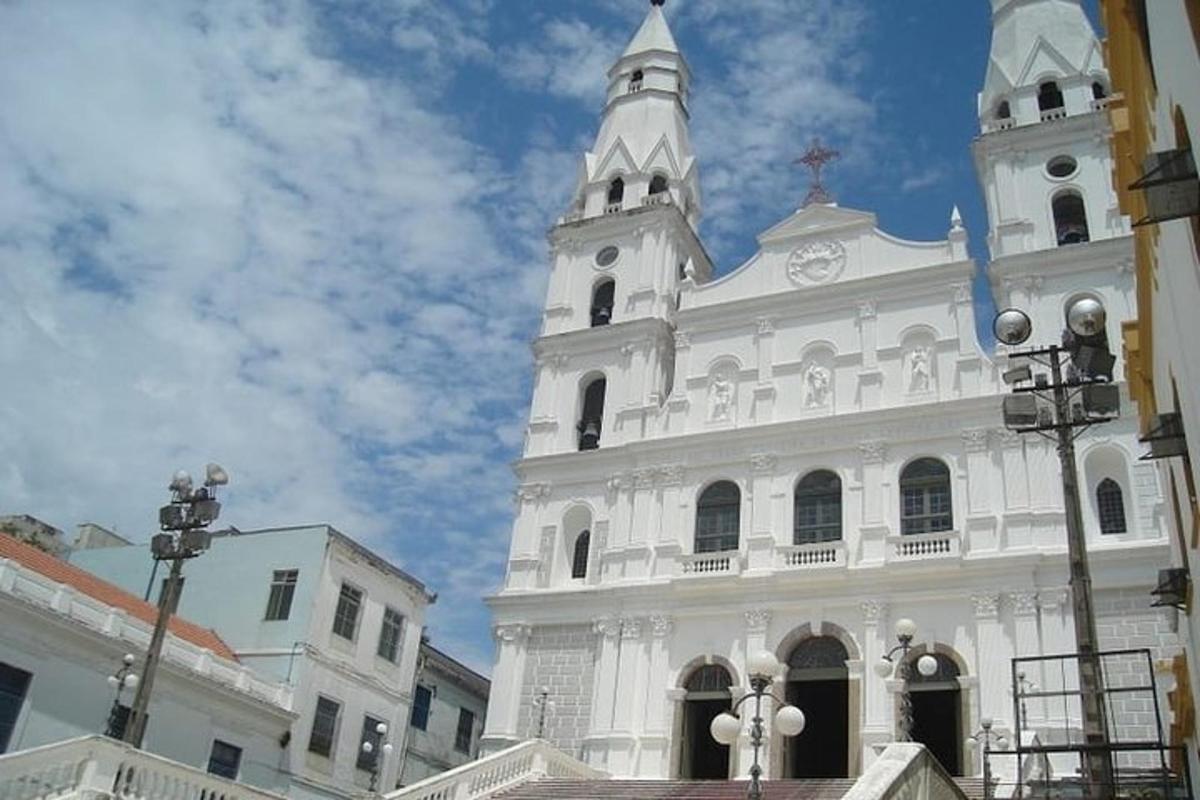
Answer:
361, 721, 394, 794
874, 619, 937, 742
708, 651, 806, 800
104, 653, 139, 739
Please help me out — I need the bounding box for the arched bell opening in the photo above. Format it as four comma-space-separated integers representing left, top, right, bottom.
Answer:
676, 663, 734, 780
783, 636, 851, 778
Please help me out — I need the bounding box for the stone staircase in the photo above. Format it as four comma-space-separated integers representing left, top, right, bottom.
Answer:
493, 777, 986, 800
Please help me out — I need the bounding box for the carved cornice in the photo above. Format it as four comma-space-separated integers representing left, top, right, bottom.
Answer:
962, 428, 991, 454
594, 617, 623, 640
516, 484, 551, 505
634, 468, 658, 489
744, 609, 772, 633
749, 453, 778, 474
494, 624, 531, 644
650, 614, 675, 637
971, 593, 1001, 620
620, 617, 644, 639
658, 464, 685, 486
861, 600, 887, 624
859, 440, 888, 465
1010, 591, 1039, 617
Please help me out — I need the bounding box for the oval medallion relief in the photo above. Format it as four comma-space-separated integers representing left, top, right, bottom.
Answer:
787, 240, 846, 286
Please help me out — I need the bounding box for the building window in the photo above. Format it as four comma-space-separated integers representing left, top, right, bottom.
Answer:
0, 662, 32, 754
794, 470, 843, 544
264, 569, 299, 621
1053, 191, 1090, 246
1092, 81, 1107, 100
308, 696, 341, 757
577, 377, 606, 451
571, 530, 590, 579
332, 583, 363, 641
356, 715, 386, 771
900, 458, 953, 535
995, 100, 1011, 120
207, 740, 242, 780
377, 608, 405, 663
1097, 479, 1128, 534
591, 279, 615, 327
607, 177, 624, 208
1038, 81, 1064, 112
649, 174, 669, 196
695, 481, 741, 553
454, 708, 475, 754
411, 685, 433, 731
628, 69, 644, 93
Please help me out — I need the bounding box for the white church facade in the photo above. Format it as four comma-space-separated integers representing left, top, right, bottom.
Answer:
482, 0, 1175, 782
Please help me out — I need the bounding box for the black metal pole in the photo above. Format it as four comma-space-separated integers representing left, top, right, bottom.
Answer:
747, 677, 766, 800
896, 641, 914, 742
124, 555, 183, 747
1049, 346, 1114, 797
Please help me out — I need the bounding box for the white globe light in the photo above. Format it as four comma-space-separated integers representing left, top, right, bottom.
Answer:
775, 705, 806, 737
873, 659, 894, 679
123, 653, 136, 665
1066, 296, 1107, 337
917, 654, 939, 677
710, 712, 742, 746
383, 743, 394, 755
376, 722, 388, 736
107, 675, 120, 689
124, 674, 139, 689
361, 741, 373, 754
979, 716, 993, 730
894, 618, 918, 640
746, 650, 782, 679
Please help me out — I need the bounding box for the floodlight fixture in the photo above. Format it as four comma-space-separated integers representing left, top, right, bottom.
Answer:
1066, 296, 1107, 338
993, 308, 1033, 346
1002, 395, 1040, 428
1003, 364, 1033, 385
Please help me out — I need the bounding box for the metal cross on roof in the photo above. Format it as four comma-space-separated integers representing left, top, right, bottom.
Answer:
796, 138, 841, 206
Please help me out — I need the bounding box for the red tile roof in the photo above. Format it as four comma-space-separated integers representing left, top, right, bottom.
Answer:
0, 533, 237, 660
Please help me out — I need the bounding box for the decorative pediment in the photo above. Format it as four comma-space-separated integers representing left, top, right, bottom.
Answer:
591, 138, 639, 182
1016, 35, 1079, 86
642, 135, 684, 179
757, 205, 877, 247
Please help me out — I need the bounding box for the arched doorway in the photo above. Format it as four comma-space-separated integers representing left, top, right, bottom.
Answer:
785, 637, 850, 778
680, 664, 732, 780
908, 652, 963, 776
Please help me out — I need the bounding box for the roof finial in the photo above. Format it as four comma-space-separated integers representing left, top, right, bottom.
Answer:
795, 137, 841, 207
651, 0, 666, 6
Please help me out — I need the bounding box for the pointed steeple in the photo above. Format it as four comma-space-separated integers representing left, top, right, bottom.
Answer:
621, 2, 679, 59
562, 0, 700, 227
978, 0, 1107, 131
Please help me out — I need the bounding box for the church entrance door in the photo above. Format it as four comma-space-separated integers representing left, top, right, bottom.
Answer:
680, 664, 732, 780
785, 637, 850, 778
908, 653, 963, 776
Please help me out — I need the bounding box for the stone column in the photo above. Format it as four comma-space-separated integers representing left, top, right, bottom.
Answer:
589, 617, 624, 741
972, 593, 1011, 730
484, 624, 531, 747
962, 429, 997, 553
862, 600, 890, 732
672, 331, 692, 399
857, 302, 882, 410
748, 455, 777, 571
952, 283, 975, 357
998, 430, 1029, 510
613, 618, 644, 734
753, 318, 777, 422
1010, 591, 1044, 727
859, 442, 889, 565
607, 474, 631, 552
644, 616, 675, 734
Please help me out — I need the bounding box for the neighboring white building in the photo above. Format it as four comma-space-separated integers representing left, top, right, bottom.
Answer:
0, 533, 296, 794
71, 524, 436, 799
482, 0, 1175, 784
399, 641, 490, 786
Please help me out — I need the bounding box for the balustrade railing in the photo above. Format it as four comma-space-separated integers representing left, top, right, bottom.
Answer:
888, 530, 961, 562
679, 551, 739, 576
387, 739, 604, 800
1040, 107, 1068, 122
604, 202, 622, 215
0, 736, 284, 800
777, 541, 845, 569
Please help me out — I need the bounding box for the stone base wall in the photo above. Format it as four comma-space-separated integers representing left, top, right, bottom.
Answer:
519, 625, 596, 757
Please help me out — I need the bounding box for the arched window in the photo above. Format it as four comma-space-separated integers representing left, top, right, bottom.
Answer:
695, 482, 740, 553
794, 471, 842, 544
591, 279, 614, 327
1097, 479, 1128, 534
1038, 81, 1064, 112
681, 663, 733, 780
996, 100, 1011, 120
649, 174, 669, 196
1092, 81, 1107, 100
629, 69, 644, 93
577, 377, 606, 451
1053, 191, 1090, 246
571, 530, 591, 578
900, 458, 953, 535
607, 177, 624, 208
685, 664, 733, 693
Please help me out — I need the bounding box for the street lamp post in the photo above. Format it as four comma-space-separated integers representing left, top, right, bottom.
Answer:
994, 300, 1118, 797
361, 722, 394, 795
709, 651, 807, 800
123, 464, 229, 748
533, 686, 555, 739
104, 653, 139, 739
873, 618, 938, 742
967, 717, 1008, 800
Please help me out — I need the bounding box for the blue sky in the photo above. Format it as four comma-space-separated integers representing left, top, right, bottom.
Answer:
0, 0, 1100, 673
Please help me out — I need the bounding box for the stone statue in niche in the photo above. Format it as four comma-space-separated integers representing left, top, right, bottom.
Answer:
708, 371, 735, 422
804, 363, 832, 408
909, 346, 933, 393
